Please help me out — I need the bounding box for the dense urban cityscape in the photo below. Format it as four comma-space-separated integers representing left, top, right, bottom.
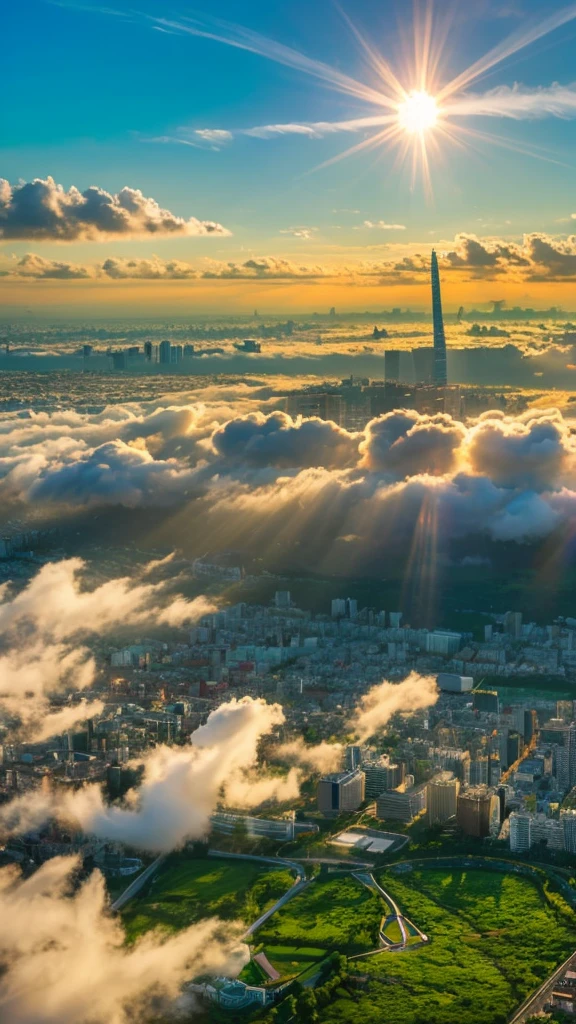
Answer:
5, 0, 576, 1021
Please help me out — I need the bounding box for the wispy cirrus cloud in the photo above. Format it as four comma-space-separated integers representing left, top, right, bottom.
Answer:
362, 220, 406, 231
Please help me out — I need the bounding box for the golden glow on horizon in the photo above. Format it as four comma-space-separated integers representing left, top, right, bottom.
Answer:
398, 91, 439, 135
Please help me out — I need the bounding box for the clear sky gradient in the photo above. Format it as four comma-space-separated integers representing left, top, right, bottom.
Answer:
2, 0, 576, 313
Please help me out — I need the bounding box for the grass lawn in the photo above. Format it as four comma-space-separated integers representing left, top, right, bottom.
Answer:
258, 943, 328, 980
252, 875, 384, 981
314, 867, 576, 1024
382, 918, 403, 943
120, 853, 294, 943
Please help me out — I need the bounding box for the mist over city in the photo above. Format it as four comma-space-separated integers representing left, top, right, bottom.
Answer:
3, 2, 576, 1023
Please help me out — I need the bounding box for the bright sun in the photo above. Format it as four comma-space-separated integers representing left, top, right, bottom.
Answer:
398, 90, 438, 134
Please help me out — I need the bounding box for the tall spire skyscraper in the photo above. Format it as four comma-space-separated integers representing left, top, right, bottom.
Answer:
431, 249, 447, 385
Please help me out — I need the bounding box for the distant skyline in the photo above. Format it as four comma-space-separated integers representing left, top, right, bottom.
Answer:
2, 0, 576, 313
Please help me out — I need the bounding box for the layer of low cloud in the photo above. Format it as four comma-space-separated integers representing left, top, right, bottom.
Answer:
0, 177, 229, 241
0, 855, 246, 1024
1, 399, 576, 555
0, 697, 296, 850
0, 556, 215, 740
3, 231, 576, 283
350, 672, 439, 742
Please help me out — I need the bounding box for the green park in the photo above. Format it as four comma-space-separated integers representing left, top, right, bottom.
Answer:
116, 849, 576, 1024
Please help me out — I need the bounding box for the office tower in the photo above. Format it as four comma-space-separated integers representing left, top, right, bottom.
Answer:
504, 610, 523, 638
171, 344, 183, 364
363, 760, 405, 799
159, 340, 171, 365
317, 768, 365, 815
473, 690, 500, 714
470, 757, 490, 786
506, 730, 523, 768
412, 346, 435, 384
274, 590, 291, 609
509, 812, 532, 853
376, 786, 426, 822
431, 249, 447, 385
427, 773, 460, 824
384, 350, 400, 381
496, 785, 507, 822
524, 709, 539, 743
111, 351, 126, 370
183, 344, 195, 359
561, 810, 576, 854
456, 787, 499, 837
144, 341, 153, 361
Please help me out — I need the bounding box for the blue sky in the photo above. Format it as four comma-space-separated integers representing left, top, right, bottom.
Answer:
2, 0, 576, 311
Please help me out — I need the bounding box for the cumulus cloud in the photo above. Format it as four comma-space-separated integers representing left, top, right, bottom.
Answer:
0, 556, 215, 638
1, 697, 294, 851
26, 439, 200, 507
101, 257, 198, 280
350, 673, 439, 742
360, 410, 466, 477
8, 253, 92, 279
0, 177, 230, 241
0, 642, 102, 741
210, 411, 358, 469
0, 855, 247, 1024
202, 256, 330, 279
3, 231, 576, 283
0, 557, 215, 741
275, 738, 343, 773
465, 408, 576, 489
0, 396, 576, 556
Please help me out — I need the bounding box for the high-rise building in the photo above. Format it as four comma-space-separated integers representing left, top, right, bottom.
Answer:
274, 591, 291, 609
345, 745, 362, 771
427, 773, 460, 824
561, 810, 576, 853
524, 709, 539, 743
509, 812, 532, 852
506, 730, 524, 768
144, 341, 153, 361
456, 787, 499, 837
363, 760, 405, 799
473, 690, 500, 715
376, 786, 426, 823
503, 610, 523, 638
412, 346, 435, 384
384, 350, 400, 381
159, 340, 171, 365
317, 768, 365, 815
431, 249, 447, 385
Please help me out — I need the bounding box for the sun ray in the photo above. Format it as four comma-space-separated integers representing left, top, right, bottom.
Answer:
437, 1, 576, 101
152, 14, 397, 109
453, 123, 571, 169
148, 2, 576, 197
302, 123, 403, 176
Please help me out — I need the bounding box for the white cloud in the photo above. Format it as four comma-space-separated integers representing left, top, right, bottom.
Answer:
0, 177, 230, 241
0, 855, 247, 1024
